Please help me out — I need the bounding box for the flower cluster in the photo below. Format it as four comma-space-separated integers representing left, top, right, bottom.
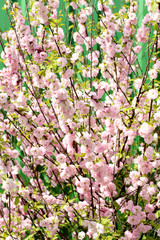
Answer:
0, 0, 160, 239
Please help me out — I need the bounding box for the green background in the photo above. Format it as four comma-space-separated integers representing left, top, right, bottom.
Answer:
0, 0, 147, 69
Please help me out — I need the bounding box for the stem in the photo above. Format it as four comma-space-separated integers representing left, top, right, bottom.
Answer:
89, 172, 95, 219
24, 0, 32, 34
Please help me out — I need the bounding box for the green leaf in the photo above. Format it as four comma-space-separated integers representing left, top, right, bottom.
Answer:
106, 236, 113, 240
154, 23, 158, 31
14, 197, 19, 205
146, 237, 153, 240
151, 2, 157, 12
23, 233, 35, 240
155, 210, 160, 218
69, 25, 73, 30
155, 222, 160, 229
24, 204, 29, 213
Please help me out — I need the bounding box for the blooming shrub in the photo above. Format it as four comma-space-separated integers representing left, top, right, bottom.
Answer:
0, 0, 160, 239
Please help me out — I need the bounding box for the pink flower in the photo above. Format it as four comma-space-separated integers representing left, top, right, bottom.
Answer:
133, 78, 142, 90
0, 92, 8, 105
145, 146, 154, 160
127, 200, 134, 211
148, 69, 158, 79
144, 134, 154, 144
48, 0, 59, 9
6, 149, 19, 158
129, 171, 140, 181
137, 211, 146, 221
71, 53, 79, 63
147, 89, 158, 99
132, 206, 142, 215
154, 60, 160, 70
2, 179, 17, 193
70, 2, 77, 9
57, 57, 67, 67
56, 153, 66, 164
127, 215, 140, 225
139, 122, 154, 138
124, 230, 134, 240
78, 14, 87, 24
96, 223, 104, 234
75, 45, 83, 53
60, 164, 77, 180
73, 32, 84, 44
136, 223, 151, 234
136, 26, 150, 43
85, 37, 95, 50
30, 146, 46, 157
145, 203, 155, 213
154, 112, 160, 122
115, 44, 122, 52
133, 45, 142, 53
63, 69, 74, 79
56, 89, 68, 101
22, 219, 32, 230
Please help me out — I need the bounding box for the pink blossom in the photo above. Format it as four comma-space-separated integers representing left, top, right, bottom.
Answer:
73, 32, 84, 44
144, 134, 154, 144
70, 2, 77, 9
139, 122, 154, 138
60, 164, 77, 180
136, 26, 150, 43
30, 146, 46, 157
133, 78, 142, 90
127, 215, 140, 225
2, 179, 17, 193
57, 57, 67, 67
148, 69, 158, 79
0, 1, 160, 238
78, 13, 87, 24
0, 92, 8, 105
133, 45, 142, 53
145, 146, 154, 160
154, 111, 160, 122
85, 37, 95, 50
75, 45, 84, 53
49, 0, 59, 9
63, 69, 74, 79
124, 231, 134, 240
147, 89, 158, 99
96, 223, 104, 234
6, 149, 19, 158
145, 204, 154, 213
21, 219, 32, 230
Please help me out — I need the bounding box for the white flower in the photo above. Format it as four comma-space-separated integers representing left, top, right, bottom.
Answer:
2, 179, 17, 193
133, 78, 142, 90
12, 166, 19, 175
147, 89, 158, 99
6, 237, 13, 240
116, 44, 122, 52
148, 69, 158, 79
93, 233, 98, 239
154, 112, 160, 122
22, 219, 32, 230
4, 0, 10, 8
78, 231, 85, 240
0, 92, 8, 104
157, 228, 160, 237
108, 0, 114, 5
96, 223, 105, 234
